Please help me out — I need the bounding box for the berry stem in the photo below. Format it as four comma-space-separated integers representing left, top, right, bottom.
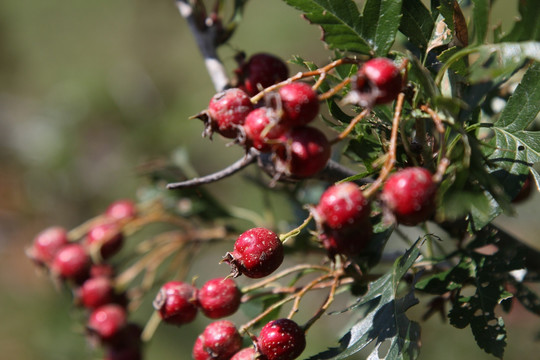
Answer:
318, 77, 351, 101
279, 213, 314, 243
302, 273, 341, 332
141, 310, 162, 342
329, 108, 370, 145
287, 273, 335, 319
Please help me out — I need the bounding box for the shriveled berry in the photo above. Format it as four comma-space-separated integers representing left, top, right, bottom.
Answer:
197, 277, 241, 319
320, 220, 373, 258
106, 199, 137, 221
244, 107, 288, 152
153, 281, 198, 325
193, 320, 243, 360
258, 318, 306, 360
354, 58, 402, 106
231, 347, 263, 360
77, 276, 115, 309
381, 167, 436, 226
279, 82, 319, 127
237, 53, 289, 96
86, 222, 124, 259
276, 126, 331, 178
314, 182, 370, 229
27, 226, 69, 266
208, 88, 254, 138
223, 228, 284, 279
51, 243, 90, 281
87, 304, 127, 342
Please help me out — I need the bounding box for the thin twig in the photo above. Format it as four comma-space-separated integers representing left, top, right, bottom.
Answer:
330, 108, 370, 144
241, 264, 332, 293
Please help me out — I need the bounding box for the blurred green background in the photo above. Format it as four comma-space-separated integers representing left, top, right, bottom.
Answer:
1, 1, 539, 359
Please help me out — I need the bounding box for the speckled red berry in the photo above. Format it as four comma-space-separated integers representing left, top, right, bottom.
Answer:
87, 304, 127, 342
237, 53, 289, 96
320, 220, 373, 258
208, 88, 254, 138
51, 243, 90, 281
244, 107, 288, 152
276, 126, 331, 178
355, 58, 402, 105
314, 182, 370, 229
86, 222, 124, 259
27, 226, 69, 266
279, 82, 319, 127
153, 281, 198, 325
77, 276, 115, 309
193, 320, 243, 360
197, 277, 241, 319
231, 347, 263, 360
382, 167, 436, 226
258, 318, 306, 360
223, 227, 284, 279
106, 199, 137, 221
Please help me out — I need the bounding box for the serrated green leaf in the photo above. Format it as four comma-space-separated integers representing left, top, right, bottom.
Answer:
361, 0, 403, 56
399, 0, 434, 52
281, 0, 372, 54
415, 260, 472, 294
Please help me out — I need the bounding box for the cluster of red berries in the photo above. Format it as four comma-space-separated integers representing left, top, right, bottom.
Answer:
27, 200, 143, 360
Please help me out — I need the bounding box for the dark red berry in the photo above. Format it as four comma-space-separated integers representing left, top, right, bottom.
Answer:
104, 347, 142, 360
105, 322, 143, 359
27, 226, 69, 265
314, 182, 370, 229
208, 88, 254, 138
197, 277, 241, 319
193, 320, 243, 360
106, 199, 137, 221
244, 107, 288, 152
258, 318, 306, 360
86, 222, 124, 259
223, 227, 284, 279
320, 220, 373, 258
354, 58, 402, 106
51, 243, 91, 281
77, 276, 115, 309
87, 304, 127, 342
237, 53, 289, 96
90, 263, 116, 278
381, 167, 436, 226
512, 173, 533, 203
231, 347, 263, 360
279, 82, 319, 127
153, 281, 198, 325
276, 126, 331, 178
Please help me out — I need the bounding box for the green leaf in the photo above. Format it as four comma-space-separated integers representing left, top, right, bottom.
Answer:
309, 240, 423, 360
399, 0, 434, 52
500, 0, 540, 42
281, 0, 372, 54
361, 0, 403, 56
415, 260, 472, 295
471, 0, 489, 44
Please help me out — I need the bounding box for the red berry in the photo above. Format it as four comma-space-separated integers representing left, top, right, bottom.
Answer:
86, 222, 124, 259
381, 167, 436, 226
244, 107, 288, 152
27, 226, 69, 265
104, 323, 143, 359
193, 320, 243, 360
78, 276, 115, 309
223, 228, 284, 279
512, 173, 533, 203
87, 304, 127, 342
279, 82, 319, 127
90, 263, 116, 278
153, 281, 198, 325
320, 220, 373, 258
276, 126, 331, 178
51, 243, 90, 281
314, 182, 370, 229
237, 53, 289, 96
106, 199, 137, 221
231, 348, 263, 360
104, 347, 142, 360
258, 318, 306, 360
208, 88, 254, 138
355, 58, 402, 105
197, 278, 241, 319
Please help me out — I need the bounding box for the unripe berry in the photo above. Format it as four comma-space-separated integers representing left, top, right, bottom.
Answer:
276, 126, 331, 178
231, 347, 263, 360
237, 53, 289, 96
86, 222, 124, 259
51, 243, 91, 281
197, 278, 241, 319
208, 88, 254, 138
105, 199, 137, 221
223, 227, 284, 279
320, 220, 373, 258
258, 318, 306, 360
355, 58, 402, 105
27, 226, 69, 266
314, 182, 370, 229
381, 167, 436, 226
193, 320, 243, 360
87, 304, 127, 342
279, 82, 319, 127
244, 107, 288, 152
153, 281, 198, 325
77, 276, 115, 309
